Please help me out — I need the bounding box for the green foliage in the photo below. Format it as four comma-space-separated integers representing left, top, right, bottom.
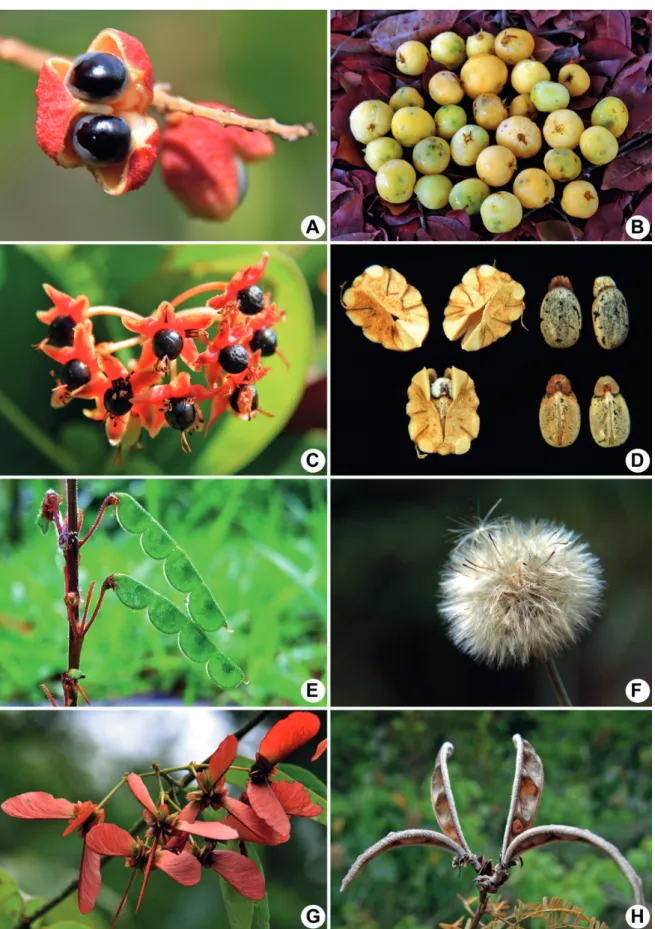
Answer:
0, 479, 327, 706
0, 243, 326, 476
332, 711, 651, 929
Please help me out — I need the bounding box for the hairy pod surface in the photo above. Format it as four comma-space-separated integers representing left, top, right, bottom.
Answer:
539, 374, 580, 447
589, 376, 631, 447
539, 276, 581, 348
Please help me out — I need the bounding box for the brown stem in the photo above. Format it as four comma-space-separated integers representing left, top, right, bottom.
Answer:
469, 890, 489, 929
0, 35, 315, 141
64, 479, 81, 708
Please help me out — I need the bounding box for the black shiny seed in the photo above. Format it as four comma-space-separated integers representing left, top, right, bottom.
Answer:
230, 385, 258, 414
249, 327, 277, 356
48, 315, 76, 347
72, 114, 131, 166
153, 328, 183, 361
64, 359, 91, 390
236, 286, 265, 316
69, 52, 128, 102
104, 379, 133, 416
219, 344, 250, 374
165, 398, 197, 431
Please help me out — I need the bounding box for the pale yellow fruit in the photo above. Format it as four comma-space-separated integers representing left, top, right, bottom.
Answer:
375, 159, 417, 203
430, 32, 467, 69
450, 124, 490, 166
544, 148, 582, 182
561, 180, 599, 219
558, 63, 591, 97
509, 94, 537, 119
396, 40, 430, 76
364, 137, 403, 172
480, 192, 523, 233
579, 126, 619, 166
476, 145, 517, 187
511, 59, 550, 94
460, 54, 508, 98
495, 116, 542, 158
494, 28, 535, 65
349, 99, 393, 143
389, 87, 425, 111
512, 168, 555, 208
591, 97, 630, 138
391, 106, 436, 147
473, 93, 508, 130
414, 174, 453, 209
543, 109, 584, 149
412, 136, 450, 175
428, 71, 465, 106
466, 31, 496, 57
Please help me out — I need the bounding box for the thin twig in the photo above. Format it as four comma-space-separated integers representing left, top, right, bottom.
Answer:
0, 35, 314, 141
545, 657, 573, 707
64, 479, 81, 708
469, 890, 489, 929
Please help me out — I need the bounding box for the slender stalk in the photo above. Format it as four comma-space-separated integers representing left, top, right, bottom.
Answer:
545, 657, 573, 707
64, 479, 81, 707
469, 891, 489, 929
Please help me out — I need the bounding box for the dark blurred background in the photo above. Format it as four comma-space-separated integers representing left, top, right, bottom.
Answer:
0, 709, 326, 929
0, 478, 326, 707
331, 244, 651, 476
0, 244, 326, 476
0, 11, 327, 241
331, 710, 651, 929
331, 478, 651, 707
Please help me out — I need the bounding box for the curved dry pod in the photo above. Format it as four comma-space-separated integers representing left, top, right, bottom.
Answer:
341, 265, 429, 351
431, 742, 473, 853
539, 374, 580, 448
406, 366, 480, 458
501, 734, 544, 860
340, 829, 468, 892
589, 376, 630, 447
539, 276, 581, 348
503, 824, 645, 905
592, 276, 628, 349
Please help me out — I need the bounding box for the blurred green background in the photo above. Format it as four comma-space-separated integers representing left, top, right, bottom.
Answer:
0, 11, 327, 241
0, 478, 327, 706
331, 479, 651, 707
332, 710, 651, 928
0, 708, 327, 929
0, 244, 327, 476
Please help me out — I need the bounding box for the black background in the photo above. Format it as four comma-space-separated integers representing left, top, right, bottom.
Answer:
330, 243, 651, 475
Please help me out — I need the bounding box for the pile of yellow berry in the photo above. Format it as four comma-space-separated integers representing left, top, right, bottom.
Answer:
348, 28, 630, 233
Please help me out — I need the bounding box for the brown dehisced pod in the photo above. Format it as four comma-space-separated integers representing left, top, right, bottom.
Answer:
341, 265, 429, 351
539, 276, 581, 348
539, 374, 580, 447
443, 264, 525, 352
592, 276, 629, 349
589, 376, 631, 447
406, 366, 480, 458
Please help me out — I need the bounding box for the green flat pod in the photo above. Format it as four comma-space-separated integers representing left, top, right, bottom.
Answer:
164, 547, 201, 592
206, 652, 244, 689
147, 593, 188, 634
141, 524, 176, 560
114, 493, 152, 534
111, 574, 155, 611
187, 583, 228, 631
178, 622, 217, 663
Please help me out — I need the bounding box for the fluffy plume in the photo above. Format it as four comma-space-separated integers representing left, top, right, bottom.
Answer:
439, 515, 604, 667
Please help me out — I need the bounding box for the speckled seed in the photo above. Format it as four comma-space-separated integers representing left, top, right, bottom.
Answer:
592, 276, 628, 349
539, 374, 580, 447
539, 276, 581, 348
589, 376, 631, 447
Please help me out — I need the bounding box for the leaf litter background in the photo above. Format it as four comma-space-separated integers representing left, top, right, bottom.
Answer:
331, 10, 652, 241
0, 479, 326, 707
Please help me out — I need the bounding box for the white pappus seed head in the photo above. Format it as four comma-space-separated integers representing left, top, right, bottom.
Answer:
438, 516, 604, 668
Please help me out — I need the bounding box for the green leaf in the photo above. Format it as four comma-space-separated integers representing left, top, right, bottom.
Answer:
0, 868, 21, 927
207, 652, 244, 688
276, 763, 327, 800
178, 622, 217, 663
187, 583, 228, 631
218, 842, 255, 929
247, 847, 270, 929
36, 513, 52, 535
46, 923, 93, 929
111, 574, 155, 611
147, 593, 188, 634
164, 547, 201, 592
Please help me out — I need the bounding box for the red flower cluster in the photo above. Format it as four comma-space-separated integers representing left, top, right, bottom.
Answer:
35, 29, 275, 216
2, 712, 324, 924
35, 254, 286, 454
